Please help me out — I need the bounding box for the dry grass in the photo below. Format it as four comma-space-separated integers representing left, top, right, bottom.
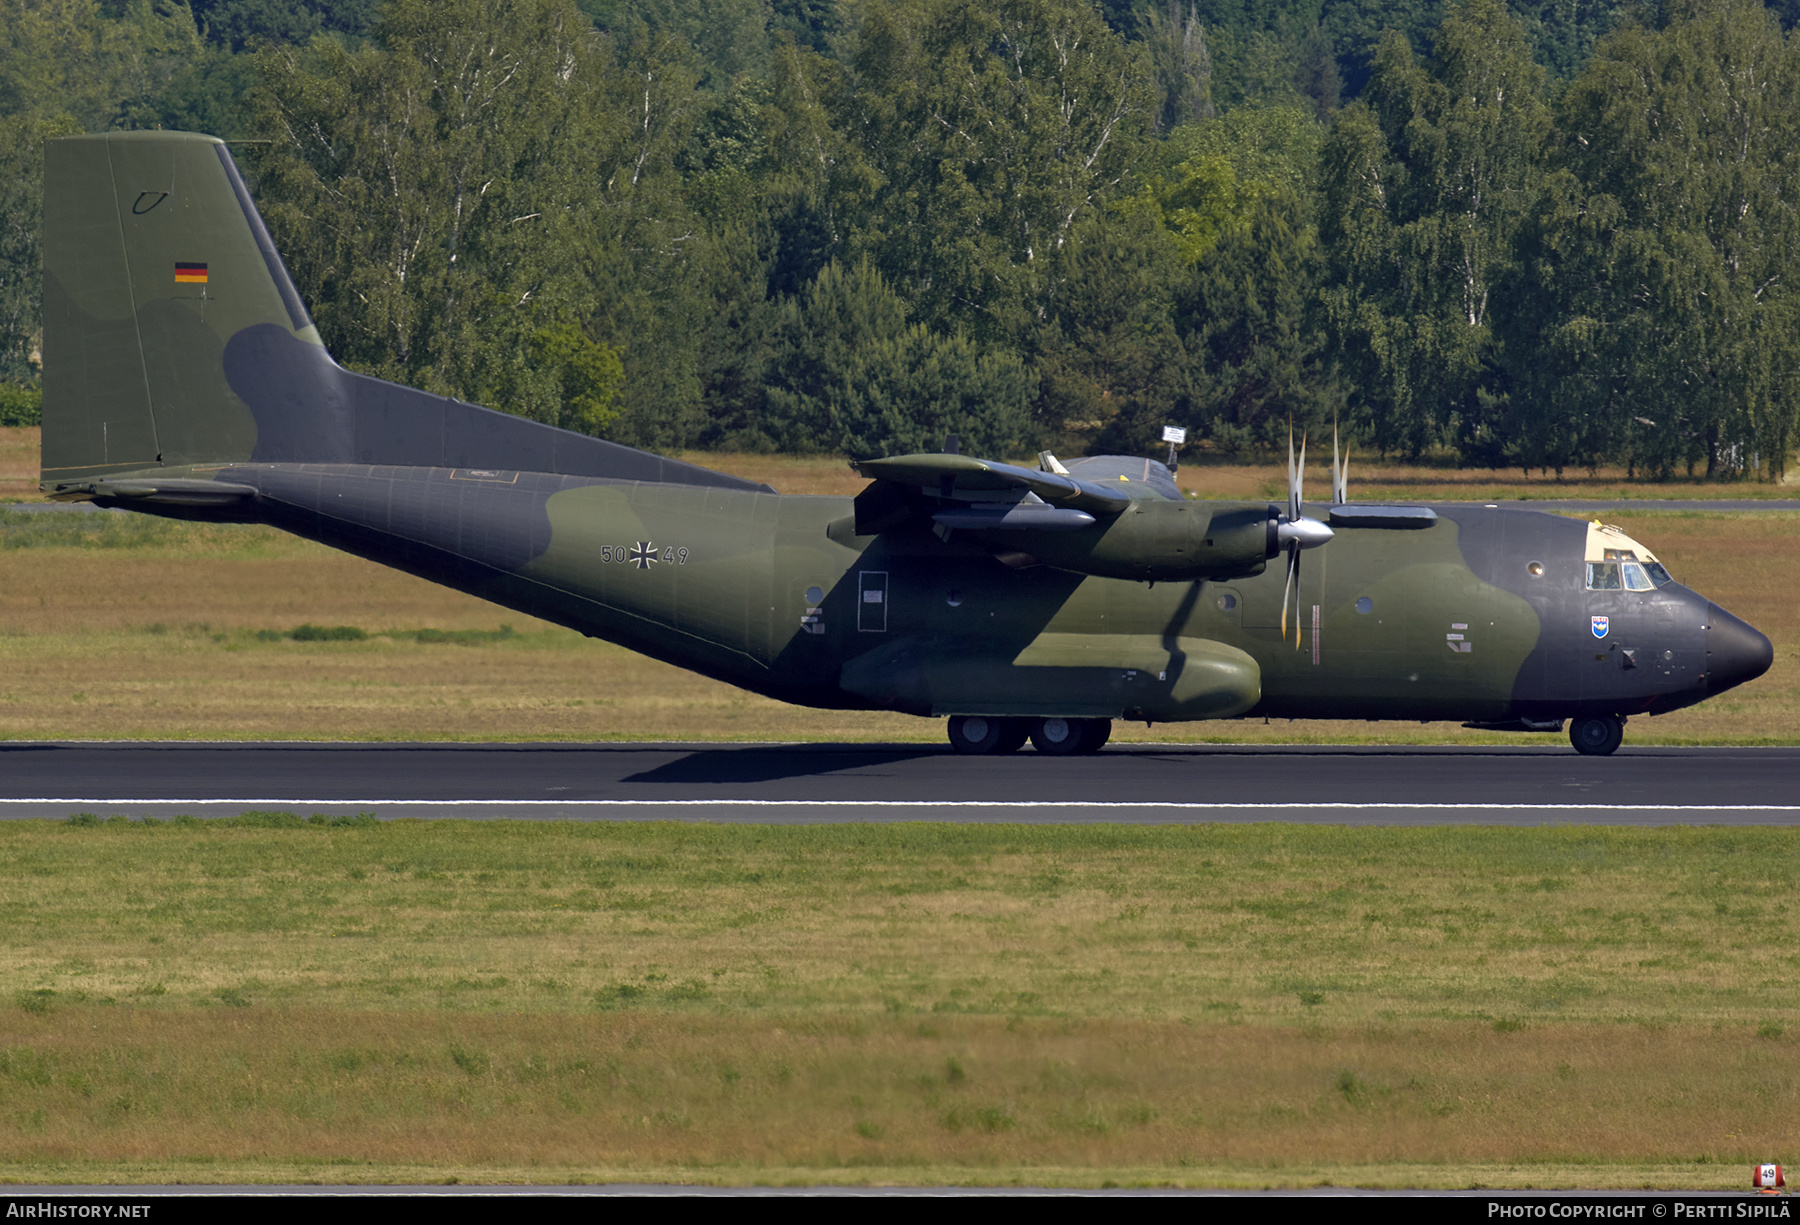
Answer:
0, 427, 36, 503
0, 1010, 1794, 1182
4, 819, 1800, 1183
8, 820, 1800, 1024
0, 1159, 1766, 1190
0, 631, 914, 742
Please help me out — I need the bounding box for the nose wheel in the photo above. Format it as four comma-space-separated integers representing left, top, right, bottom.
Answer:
1569, 714, 1625, 756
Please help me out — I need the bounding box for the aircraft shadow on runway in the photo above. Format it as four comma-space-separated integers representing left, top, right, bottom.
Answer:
622, 745, 946, 786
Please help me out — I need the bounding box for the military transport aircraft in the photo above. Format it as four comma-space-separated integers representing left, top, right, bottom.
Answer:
37, 132, 1774, 756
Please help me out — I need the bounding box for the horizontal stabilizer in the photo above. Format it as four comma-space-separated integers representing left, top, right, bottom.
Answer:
52, 478, 258, 507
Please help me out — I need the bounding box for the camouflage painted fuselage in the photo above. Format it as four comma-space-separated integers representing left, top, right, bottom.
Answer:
130, 462, 1743, 727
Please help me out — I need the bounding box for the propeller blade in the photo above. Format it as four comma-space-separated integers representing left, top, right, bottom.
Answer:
1278, 421, 1334, 555
1290, 546, 1303, 648
1332, 418, 1349, 506
1286, 426, 1296, 522
1280, 543, 1295, 641
1289, 430, 1307, 524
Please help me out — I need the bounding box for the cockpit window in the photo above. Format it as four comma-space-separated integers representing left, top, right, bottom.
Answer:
1589, 559, 1672, 590
1586, 522, 1674, 588
1587, 562, 1621, 590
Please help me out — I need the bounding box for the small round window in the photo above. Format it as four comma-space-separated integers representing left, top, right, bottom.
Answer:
1527, 561, 1544, 578
945, 589, 964, 607
804, 585, 824, 605
1355, 596, 1373, 614
1216, 593, 1237, 612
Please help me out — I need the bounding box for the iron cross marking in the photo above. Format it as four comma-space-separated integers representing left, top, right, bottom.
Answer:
629, 542, 658, 570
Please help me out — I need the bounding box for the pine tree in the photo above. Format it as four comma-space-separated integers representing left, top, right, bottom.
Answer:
1181, 184, 1340, 454
763, 259, 1035, 456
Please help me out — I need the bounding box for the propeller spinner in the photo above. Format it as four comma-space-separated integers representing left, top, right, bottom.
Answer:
1277, 427, 1334, 647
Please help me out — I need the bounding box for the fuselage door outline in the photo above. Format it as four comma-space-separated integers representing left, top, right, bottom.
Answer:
858, 571, 889, 633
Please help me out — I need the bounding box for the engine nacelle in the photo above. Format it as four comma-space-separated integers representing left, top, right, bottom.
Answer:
967, 500, 1276, 583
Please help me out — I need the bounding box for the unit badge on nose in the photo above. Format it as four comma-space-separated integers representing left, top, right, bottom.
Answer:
1591, 615, 1610, 639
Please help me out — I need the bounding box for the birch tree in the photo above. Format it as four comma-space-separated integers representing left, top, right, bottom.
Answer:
1512, 0, 1800, 478
1318, 0, 1548, 457
839, 0, 1151, 341
252, 0, 637, 436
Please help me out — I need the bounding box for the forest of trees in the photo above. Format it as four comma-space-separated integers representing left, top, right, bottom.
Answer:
2, 0, 1796, 477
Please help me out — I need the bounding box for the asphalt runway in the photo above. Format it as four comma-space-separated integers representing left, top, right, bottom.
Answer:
2, 741, 1795, 824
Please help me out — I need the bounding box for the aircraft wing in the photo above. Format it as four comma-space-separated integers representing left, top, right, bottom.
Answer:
852, 453, 1135, 536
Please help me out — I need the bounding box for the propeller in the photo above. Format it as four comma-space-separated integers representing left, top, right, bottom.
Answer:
1277, 425, 1335, 647
1331, 416, 1349, 506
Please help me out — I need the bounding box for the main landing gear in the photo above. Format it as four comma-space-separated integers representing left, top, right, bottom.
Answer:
1569, 713, 1626, 756
947, 715, 1111, 756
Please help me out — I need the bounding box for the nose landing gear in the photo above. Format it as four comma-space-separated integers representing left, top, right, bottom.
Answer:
947, 716, 1112, 756
1569, 713, 1626, 756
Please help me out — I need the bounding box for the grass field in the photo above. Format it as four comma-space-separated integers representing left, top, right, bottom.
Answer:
3, 429, 1798, 1186
3, 818, 1800, 1187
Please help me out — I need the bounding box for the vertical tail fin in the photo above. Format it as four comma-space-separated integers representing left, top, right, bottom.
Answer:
42, 130, 772, 497
41, 131, 320, 483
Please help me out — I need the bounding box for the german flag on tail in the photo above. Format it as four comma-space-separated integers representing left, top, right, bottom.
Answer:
174, 262, 208, 284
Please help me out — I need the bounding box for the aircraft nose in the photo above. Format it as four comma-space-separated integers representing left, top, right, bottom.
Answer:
1706, 603, 1774, 694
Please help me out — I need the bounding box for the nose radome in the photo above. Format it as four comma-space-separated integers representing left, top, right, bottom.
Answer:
1706, 603, 1774, 695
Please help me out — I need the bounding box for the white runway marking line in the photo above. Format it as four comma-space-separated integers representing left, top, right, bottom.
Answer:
5, 799, 1800, 813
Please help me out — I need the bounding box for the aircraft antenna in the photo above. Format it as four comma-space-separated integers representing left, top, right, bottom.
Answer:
1162, 425, 1187, 473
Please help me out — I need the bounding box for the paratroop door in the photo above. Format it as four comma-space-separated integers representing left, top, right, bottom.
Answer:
858, 571, 888, 633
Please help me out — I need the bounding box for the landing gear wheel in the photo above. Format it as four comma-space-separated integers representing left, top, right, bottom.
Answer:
1569, 714, 1625, 756
948, 715, 1028, 756
1031, 717, 1110, 756
1080, 718, 1112, 753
